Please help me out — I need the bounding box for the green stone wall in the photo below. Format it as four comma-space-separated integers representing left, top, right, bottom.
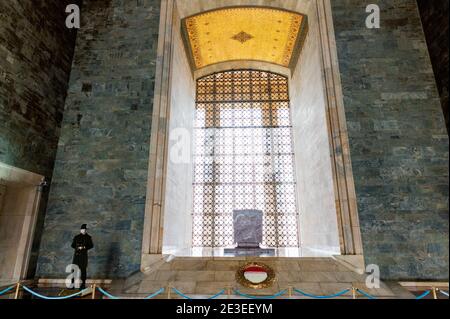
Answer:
0, 0, 80, 278
417, 0, 449, 133
332, 0, 449, 280
36, 0, 161, 278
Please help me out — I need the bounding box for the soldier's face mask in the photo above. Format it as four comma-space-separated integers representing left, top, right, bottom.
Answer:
80, 229, 87, 235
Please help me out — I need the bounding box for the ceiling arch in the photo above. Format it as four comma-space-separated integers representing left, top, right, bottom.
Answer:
182, 6, 308, 71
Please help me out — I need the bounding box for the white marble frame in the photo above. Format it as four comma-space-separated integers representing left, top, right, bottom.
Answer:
0, 162, 44, 284
141, 0, 363, 270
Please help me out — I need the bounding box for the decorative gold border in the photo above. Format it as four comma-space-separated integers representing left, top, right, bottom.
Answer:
281, 14, 303, 66
236, 262, 276, 289
288, 15, 308, 73
185, 16, 202, 68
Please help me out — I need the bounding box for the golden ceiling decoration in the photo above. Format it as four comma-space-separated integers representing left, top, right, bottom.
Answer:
183, 7, 307, 70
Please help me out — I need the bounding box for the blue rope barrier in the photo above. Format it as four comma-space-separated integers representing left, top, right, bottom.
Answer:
0, 285, 15, 296
172, 287, 193, 299
97, 287, 121, 299
293, 288, 350, 299
233, 289, 287, 300
143, 288, 165, 299
208, 289, 226, 300
97, 287, 165, 300
22, 285, 83, 300
356, 289, 377, 299
415, 290, 431, 300
172, 288, 226, 300
11, 284, 446, 300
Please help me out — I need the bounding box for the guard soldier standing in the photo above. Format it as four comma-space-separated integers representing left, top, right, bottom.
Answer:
71, 224, 94, 290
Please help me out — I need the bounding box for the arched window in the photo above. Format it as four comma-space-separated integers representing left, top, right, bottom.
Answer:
193, 70, 299, 248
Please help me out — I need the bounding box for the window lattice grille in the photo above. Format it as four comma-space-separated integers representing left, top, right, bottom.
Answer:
193, 70, 299, 248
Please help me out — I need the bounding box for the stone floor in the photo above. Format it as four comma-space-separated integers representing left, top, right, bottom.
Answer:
117, 257, 415, 299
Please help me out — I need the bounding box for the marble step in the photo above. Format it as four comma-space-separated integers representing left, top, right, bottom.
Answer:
122, 257, 410, 298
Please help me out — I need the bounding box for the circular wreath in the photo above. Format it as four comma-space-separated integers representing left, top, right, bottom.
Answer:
236, 262, 276, 289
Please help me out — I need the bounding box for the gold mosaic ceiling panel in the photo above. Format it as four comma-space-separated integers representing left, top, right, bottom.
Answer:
183, 7, 306, 70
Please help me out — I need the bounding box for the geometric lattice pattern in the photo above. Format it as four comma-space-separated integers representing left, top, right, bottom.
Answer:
193, 70, 299, 248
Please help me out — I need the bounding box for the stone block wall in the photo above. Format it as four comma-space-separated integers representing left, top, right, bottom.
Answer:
332, 0, 449, 280
36, 0, 161, 278
0, 0, 78, 177
0, 0, 80, 277
417, 0, 449, 133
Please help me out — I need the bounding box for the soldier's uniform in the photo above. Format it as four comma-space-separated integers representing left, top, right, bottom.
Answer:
71, 224, 93, 289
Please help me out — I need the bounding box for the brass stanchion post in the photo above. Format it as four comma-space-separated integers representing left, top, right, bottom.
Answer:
432, 287, 438, 300
167, 285, 171, 299
14, 282, 21, 300
227, 286, 232, 299
352, 287, 357, 299
288, 286, 292, 299
91, 284, 96, 299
